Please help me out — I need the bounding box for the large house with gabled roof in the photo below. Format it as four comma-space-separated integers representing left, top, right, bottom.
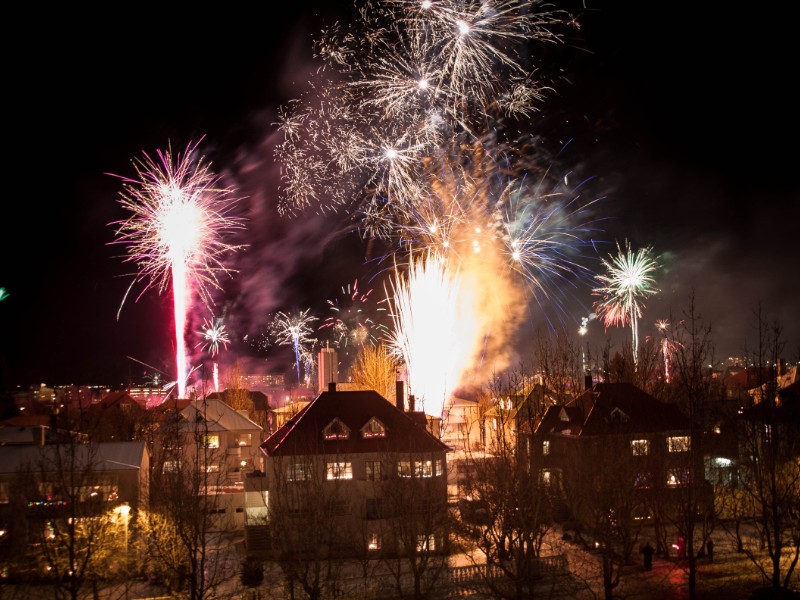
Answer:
532, 382, 701, 523
253, 384, 450, 559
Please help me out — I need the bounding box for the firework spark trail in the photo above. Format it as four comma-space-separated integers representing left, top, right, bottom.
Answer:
198, 316, 230, 392
272, 309, 319, 384
387, 250, 482, 419
654, 319, 685, 384
592, 240, 660, 366
655, 319, 671, 383
110, 139, 245, 398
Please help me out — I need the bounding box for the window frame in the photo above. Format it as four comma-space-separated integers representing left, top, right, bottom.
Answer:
667, 435, 690, 453
326, 461, 353, 480
366, 460, 382, 481
631, 439, 650, 456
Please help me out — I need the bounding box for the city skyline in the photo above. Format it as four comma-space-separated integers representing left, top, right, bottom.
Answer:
2, 1, 797, 390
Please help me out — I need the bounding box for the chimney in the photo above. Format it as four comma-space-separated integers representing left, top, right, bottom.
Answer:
408, 394, 416, 413
395, 380, 405, 411
584, 372, 593, 391
328, 382, 336, 393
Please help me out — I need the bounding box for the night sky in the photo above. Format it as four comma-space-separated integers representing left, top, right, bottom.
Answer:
2, 1, 797, 390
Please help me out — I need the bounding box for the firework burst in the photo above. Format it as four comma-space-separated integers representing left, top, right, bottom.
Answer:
198, 316, 230, 357
592, 240, 660, 366
110, 139, 245, 398
271, 309, 319, 384
275, 0, 575, 230
197, 316, 230, 392
319, 279, 390, 351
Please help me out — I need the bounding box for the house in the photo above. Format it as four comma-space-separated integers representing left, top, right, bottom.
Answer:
150, 398, 265, 529
254, 384, 450, 559
0, 440, 148, 568
532, 382, 699, 523
84, 391, 149, 442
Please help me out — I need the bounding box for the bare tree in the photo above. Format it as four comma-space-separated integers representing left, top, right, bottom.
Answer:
379, 450, 450, 600
656, 296, 717, 600
348, 342, 399, 406
735, 306, 800, 593
265, 452, 349, 600
20, 438, 128, 600
561, 436, 649, 600
222, 360, 256, 413
145, 402, 237, 600
531, 330, 584, 405
452, 369, 570, 599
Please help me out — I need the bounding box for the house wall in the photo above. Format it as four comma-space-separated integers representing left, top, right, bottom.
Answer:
264, 450, 449, 558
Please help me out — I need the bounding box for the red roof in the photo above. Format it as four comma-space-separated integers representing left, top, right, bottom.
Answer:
261, 389, 450, 456
722, 366, 776, 390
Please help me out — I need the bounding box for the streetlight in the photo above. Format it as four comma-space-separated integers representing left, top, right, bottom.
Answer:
114, 503, 130, 569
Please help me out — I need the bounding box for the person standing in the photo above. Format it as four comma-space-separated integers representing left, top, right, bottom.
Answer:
641, 542, 654, 571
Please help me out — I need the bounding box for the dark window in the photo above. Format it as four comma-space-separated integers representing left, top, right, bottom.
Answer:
366, 498, 383, 520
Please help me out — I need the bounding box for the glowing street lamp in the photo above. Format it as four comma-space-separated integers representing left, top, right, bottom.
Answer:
114, 503, 131, 566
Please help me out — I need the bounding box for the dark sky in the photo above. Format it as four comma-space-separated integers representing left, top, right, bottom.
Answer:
2, 1, 798, 390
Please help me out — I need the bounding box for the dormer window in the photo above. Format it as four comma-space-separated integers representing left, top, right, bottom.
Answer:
323, 418, 350, 440
361, 417, 387, 439
559, 408, 570, 422
607, 407, 630, 423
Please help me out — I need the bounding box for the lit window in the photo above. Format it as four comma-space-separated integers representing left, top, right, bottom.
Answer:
326, 461, 353, 480
416, 534, 436, 552
543, 440, 550, 456
366, 461, 382, 481
397, 460, 412, 478
205, 464, 220, 473
361, 417, 387, 438
323, 419, 350, 440
368, 533, 381, 551
667, 436, 690, 453
540, 469, 552, 487
287, 461, 312, 482
163, 460, 180, 473
417, 460, 433, 478
666, 468, 689, 487
631, 439, 650, 456
435, 459, 444, 476
237, 433, 252, 447
204, 434, 220, 449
